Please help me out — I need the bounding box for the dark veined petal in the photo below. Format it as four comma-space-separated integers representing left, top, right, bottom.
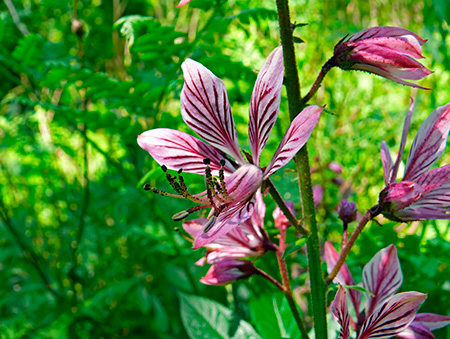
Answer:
362, 245, 403, 315
180, 59, 245, 164
264, 105, 323, 179
358, 35, 424, 59
248, 46, 284, 167
323, 241, 361, 314
331, 285, 351, 339
397, 165, 450, 220
381, 141, 393, 186
404, 103, 450, 181
414, 313, 450, 331
391, 99, 414, 183
396, 321, 435, 339
358, 292, 427, 339
137, 129, 235, 174
193, 164, 263, 248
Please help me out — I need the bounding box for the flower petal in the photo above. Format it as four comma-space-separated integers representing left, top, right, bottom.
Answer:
200, 259, 256, 285
358, 292, 427, 339
331, 285, 351, 339
404, 103, 450, 181
248, 46, 284, 167
391, 99, 414, 183
362, 245, 403, 315
264, 105, 323, 178
414, 313, 450, 331
180, 59, 245, 164
396, 321, 435, 339
194, 164, 263, 248
396, 165, 450, 220
176, 0, 192, 7
324, 241, 361, 314
347, 27, 427, 46
137, 129, 235, 174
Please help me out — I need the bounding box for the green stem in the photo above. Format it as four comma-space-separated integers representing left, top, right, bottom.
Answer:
275, 1, 328, 338
267, 179, 309, 237
276, 223, 310, 339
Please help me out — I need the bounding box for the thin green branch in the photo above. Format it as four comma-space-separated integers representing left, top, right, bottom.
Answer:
275, 1, 328, 338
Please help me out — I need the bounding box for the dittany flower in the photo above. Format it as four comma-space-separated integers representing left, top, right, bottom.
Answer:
182, 191, 273, 265
183, 191, 273, 285
325, 243, 450, 339
378, 100, 450, 221
333, 26, 431, 88
138, 47, 323, 248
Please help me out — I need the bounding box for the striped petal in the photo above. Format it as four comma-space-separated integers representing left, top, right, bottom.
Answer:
391, 99, 414, 183
362, 245, 403, 315
358, 292, 427, 339
381, 141, 393, 186
264, 105, 323, 179
331, 285, 351, 339
404, 103, 450, 181
348, 27, 427, 46
414, 313, 450, 331
397, 165, 450, 220
396, 322, 435, 339
193, 164, 263, 248
137, 129, 235, 174
323, 241, 361, 314
180, 59, 245, 164
248, 46, 284, 167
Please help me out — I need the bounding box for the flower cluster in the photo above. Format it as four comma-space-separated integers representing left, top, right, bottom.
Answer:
138, 47, 323, 248
325, 243, 450, 339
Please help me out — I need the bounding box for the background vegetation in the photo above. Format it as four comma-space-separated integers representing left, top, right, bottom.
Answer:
0, 0, 449, 338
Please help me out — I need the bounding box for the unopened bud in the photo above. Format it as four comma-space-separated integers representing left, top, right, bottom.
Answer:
337, 200, 357, 224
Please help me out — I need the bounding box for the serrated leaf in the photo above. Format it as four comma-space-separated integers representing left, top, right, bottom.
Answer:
179, 292, 261, 339
281, 238, 307, 260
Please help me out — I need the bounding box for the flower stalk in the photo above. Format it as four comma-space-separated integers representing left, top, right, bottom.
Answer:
325, 207, 378, 286
275, 0, 328, 337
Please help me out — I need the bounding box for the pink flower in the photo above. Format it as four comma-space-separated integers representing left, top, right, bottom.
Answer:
138, 47, 323, 248
182, 191, 273, 265
378, 100, 450, 221
183, 192, 274, 285
273, 201, 296, 229
176, 0, 192, 7
199, 259, 257, 285
333, 26, 431, 88
326, 244, 450, 339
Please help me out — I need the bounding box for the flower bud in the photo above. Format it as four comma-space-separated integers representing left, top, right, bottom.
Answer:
333, 26, 431, 88
337, 200, 357, 225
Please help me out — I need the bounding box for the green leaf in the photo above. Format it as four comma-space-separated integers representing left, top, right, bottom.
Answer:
343, 285, 375, 297
249, 294, 301, 339
179, 292, 261, 339
281, 238, 307, 260
293, 36, 304, 44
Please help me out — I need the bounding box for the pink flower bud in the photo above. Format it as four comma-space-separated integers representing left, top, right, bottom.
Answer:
379, 182, 423, 220
199, 259, 256, 285
333, 26, 431, 88
273, 201, 296, 229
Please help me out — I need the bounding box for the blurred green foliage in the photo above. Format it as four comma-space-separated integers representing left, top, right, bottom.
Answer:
0, 0, 449, 338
